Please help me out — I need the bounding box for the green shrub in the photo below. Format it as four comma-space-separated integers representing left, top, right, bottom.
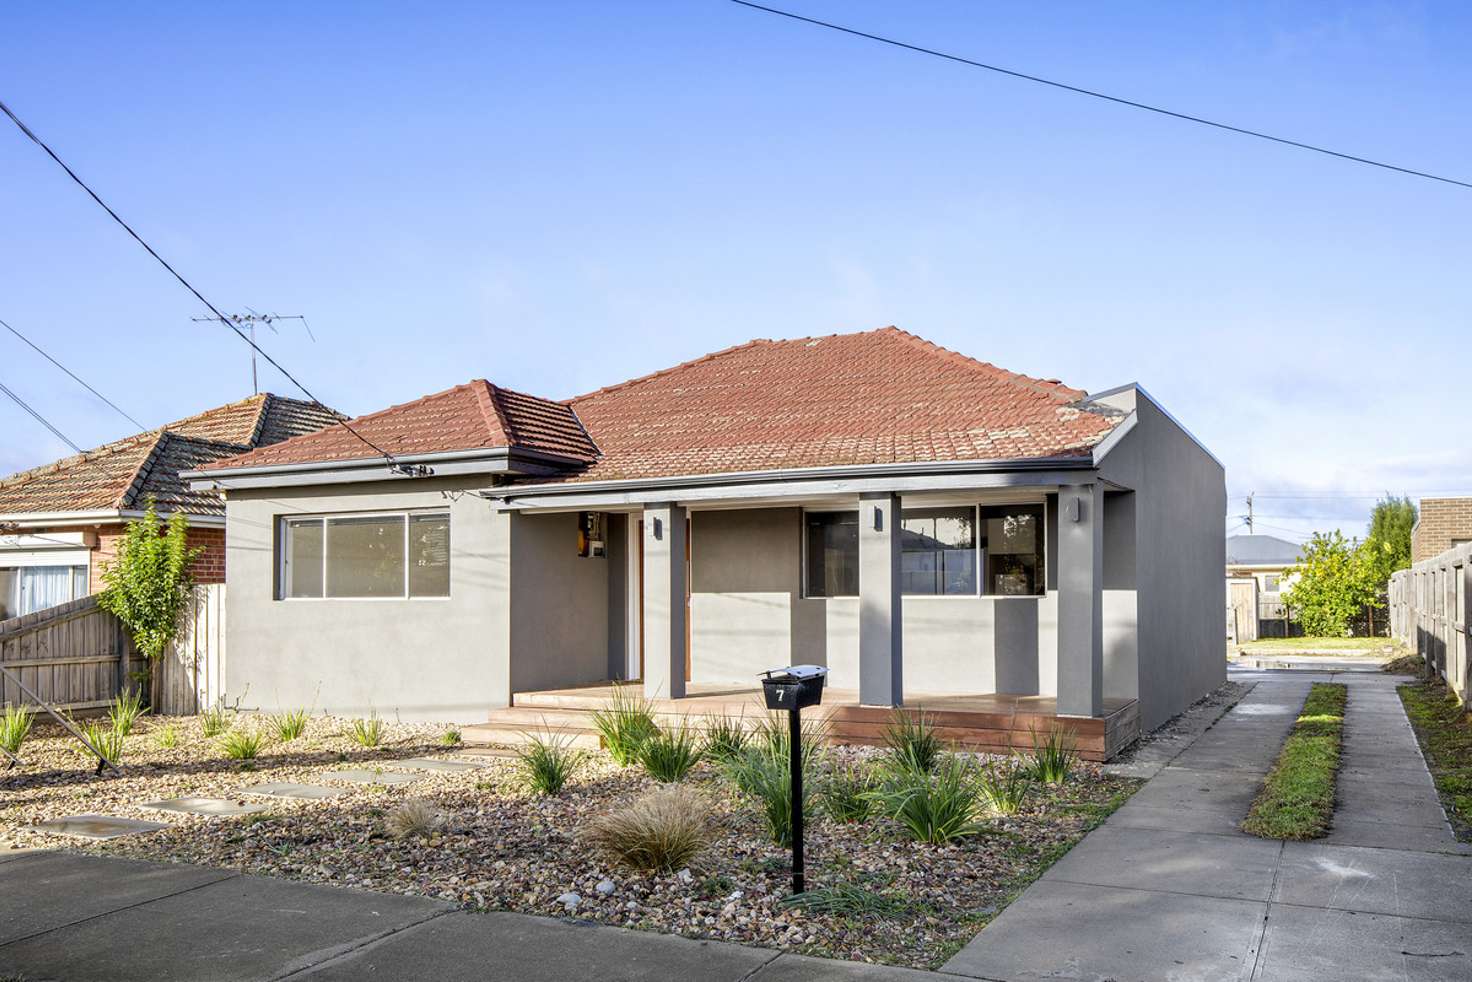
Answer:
701, 713, 748, 762
80, 718, 126, 766
153, 723, 181, 749
350, 713, 385, 748
96, 500, 203, 662
591, 684, 658, 766
200, 703, 230, 737
107, 689, 148, 738
882, 710, 943, 774
1028, 724, 1078, 785
822, 762, 878, 823
723, 744, 817, 847
0, 704, 35, 757
583, 786, 711, 873
219, 729, 263, 762
868, 754, 982, 843
514, 732, 581, 795
639, 719, 701, 783
440, 727, 462, 746
977, 758, 1033, 816
270, 709, 310, 743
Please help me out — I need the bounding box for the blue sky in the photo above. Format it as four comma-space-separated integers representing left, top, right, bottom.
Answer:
3, 1, 1469, 543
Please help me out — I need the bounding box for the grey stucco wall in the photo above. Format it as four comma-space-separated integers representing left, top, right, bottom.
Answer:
222, 476, 508, 722
1096, 392, 1227, 729
508, 511, 610, 693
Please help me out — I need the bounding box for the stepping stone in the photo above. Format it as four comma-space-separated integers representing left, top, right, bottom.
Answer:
388, 757, 489, 774
141, 797, 271, 817
33, 815, 166, 840
328, 768, 420, 786
453, 747, 517, 760
242, 782, 346, 800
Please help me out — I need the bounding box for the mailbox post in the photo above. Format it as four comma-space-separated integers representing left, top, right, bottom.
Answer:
759, 664, 828, 894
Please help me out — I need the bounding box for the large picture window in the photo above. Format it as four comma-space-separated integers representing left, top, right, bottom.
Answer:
980, 504, 1045, 596
805, 511, 858, 597
282, 511, 450, 599
902, 507, 977, 595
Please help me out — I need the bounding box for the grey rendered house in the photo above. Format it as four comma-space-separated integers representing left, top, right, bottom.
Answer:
189, 327, 1225, 757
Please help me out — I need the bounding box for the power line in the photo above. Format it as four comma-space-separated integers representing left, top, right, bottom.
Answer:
1, 316, 145, 430
0, 97, 426, 477
729, 1, 1472, 192
0, 379, 82, 454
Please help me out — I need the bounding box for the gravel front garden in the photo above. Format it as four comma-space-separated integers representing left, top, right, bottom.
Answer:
0, 706, 1140, 970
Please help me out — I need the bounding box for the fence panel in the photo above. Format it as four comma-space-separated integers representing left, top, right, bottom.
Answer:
0, 595, 126, 711
155, 584, 226, 715
1389, 541, 1472, 703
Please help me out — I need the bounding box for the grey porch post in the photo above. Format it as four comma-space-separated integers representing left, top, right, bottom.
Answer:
642, 503, 687, 700
1057, 484, 1104, 717
858, 491, 903, 706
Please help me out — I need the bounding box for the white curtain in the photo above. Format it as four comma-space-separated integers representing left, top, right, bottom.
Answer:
18, 566, 75, 615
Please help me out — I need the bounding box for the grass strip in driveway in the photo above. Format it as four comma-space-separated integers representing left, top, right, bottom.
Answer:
1241, 683, 1347, 840
1398, 676, 1472, 839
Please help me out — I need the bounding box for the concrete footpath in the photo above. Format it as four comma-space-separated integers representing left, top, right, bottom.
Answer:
943, 669, 1472, 982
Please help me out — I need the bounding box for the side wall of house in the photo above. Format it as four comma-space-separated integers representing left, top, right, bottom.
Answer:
508, 510, 610, 693
222, 477, 507, 721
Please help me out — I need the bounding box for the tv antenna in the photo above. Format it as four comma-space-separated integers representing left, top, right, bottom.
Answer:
191, 308, 315, 395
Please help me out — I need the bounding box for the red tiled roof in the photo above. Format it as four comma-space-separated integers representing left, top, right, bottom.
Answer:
0, 394, 343, 517
199, 381, 598, 472
560, 327, 1121, 482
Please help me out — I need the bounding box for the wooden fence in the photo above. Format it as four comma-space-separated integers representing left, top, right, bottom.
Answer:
0, 595, 128, 712
1389, 541, 1472, 703
0, 585, 225, 716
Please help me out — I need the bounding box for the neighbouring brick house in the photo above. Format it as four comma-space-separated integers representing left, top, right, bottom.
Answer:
0, 394, 342, 620
1412, 497, 1472, 564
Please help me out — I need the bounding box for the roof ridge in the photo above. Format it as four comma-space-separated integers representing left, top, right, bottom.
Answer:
245, 394, 273, 447
472, 380, 515, 444
877, 327, 1087, 402
0, 430, 161, 491
565, 338, 774, 405
113, 431, 169, 510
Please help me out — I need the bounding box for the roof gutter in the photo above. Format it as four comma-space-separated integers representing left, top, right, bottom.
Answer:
183, 446, 587, 491
0, 508, 226, 530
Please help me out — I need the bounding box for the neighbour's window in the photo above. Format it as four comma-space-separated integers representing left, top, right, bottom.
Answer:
281, 512, 450, 599
902, 507, 977, 595
1262, 574, 1281, 592
0, 564, 90, 620
805, 511, 858, 597
980, 504, 1045, 596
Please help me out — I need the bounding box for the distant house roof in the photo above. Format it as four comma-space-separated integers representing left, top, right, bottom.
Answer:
1226, 534, 1302, 567
199, 327, 1126, 483
0, 394, 343, 520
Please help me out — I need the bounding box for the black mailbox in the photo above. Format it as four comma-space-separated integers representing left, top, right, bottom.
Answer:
760, 665, 828, 711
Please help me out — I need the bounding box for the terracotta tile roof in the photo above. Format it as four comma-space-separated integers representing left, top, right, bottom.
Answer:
198, 381, 598, 472
558, 327, 1122, 482
0, 394, 343, 517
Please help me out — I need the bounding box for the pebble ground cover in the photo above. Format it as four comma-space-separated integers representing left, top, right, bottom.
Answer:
0, 711, 1139, 969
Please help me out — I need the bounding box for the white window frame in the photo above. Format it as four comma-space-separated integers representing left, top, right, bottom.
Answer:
278, 509, 451, 601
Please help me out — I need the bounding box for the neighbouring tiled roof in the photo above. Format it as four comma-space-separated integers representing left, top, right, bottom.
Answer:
198, 381, 598, 472
195, 327, 1124, 484
0, 394, 343, 518
559, 327, 1123, 482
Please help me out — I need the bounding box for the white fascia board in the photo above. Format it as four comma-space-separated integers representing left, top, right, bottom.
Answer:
0, 508, 225, 530
1, 531, 88, 549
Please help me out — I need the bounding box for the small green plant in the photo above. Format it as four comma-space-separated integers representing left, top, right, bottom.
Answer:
882, 709, 944, 774
96, 499, 204, 661
80, 718, 126, 766
153, 723, 181, 749
590, 683, 659, 766
200, 702, 230, 737
582, 786, 711, 873
270, 709, 310, 743
722, 744, 818, 847
513, 731, 581, 795
754, 709, 829, 763
0, 704, 36, 757
781, 882, 911, 917
1029, 724, 1079, 785
386, 799, 443, 839
638, 719, 701, 782
440, 727, 463, 746
350, 713, 385, 748
977, 758, 1034, 816
219, 728, 263, 763
868, 754, 982, 843
701, 713, 748, 762
821, 762, 878, 822
106, 689, 148, 738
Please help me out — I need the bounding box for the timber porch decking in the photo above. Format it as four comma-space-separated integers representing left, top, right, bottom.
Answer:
464, 683, 1139, 761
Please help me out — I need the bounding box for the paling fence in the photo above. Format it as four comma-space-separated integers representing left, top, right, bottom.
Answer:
1389, 541, 1471, 703
0, 584, 225, 716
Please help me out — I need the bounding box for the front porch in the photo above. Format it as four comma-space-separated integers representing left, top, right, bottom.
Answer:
468, 682, 1140, 762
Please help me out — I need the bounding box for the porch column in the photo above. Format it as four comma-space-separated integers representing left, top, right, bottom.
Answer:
642, 502, 687, 699
858, 491, 903, 706
1057, 484, 1104, 717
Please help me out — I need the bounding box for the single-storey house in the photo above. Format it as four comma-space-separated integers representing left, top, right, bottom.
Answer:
0, 394, 341, 620
189, 327, 1225, 756
1225, 533, 1302, 643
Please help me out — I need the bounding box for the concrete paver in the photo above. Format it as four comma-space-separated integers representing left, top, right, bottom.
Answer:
1274, 842, 1472, 923
142, 796, 271, 817
326, 768, 421, 786
1255, 904, 1471, 982
242, 781, 347, 800
1043, 824, 1282, 901
31, 814, 167, 839
388, 756, 490, 773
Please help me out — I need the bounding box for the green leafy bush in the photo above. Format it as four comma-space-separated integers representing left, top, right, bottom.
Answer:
350, 713, 385, 748
822, 762, 878, 822
977, 758, 1033, 816
440, 727, 462, 746
869, 754, 982, 843
882, 710, 944, 774
0, 704, 35, 757
700, 713, 748, 762
591, 684, 658, 766
583, 786, 711, 873
514, 732, 581, 795
270, 709, 309, 743
639, 719, 701, 782
219, 729, 263, 762
1028, 724, 1078, 785
97, 500, 203, 662
107, 689, 148, 737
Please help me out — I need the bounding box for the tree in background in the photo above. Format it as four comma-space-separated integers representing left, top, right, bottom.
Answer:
1283, 531, 1379, 637
1359, 495, 1416, 636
